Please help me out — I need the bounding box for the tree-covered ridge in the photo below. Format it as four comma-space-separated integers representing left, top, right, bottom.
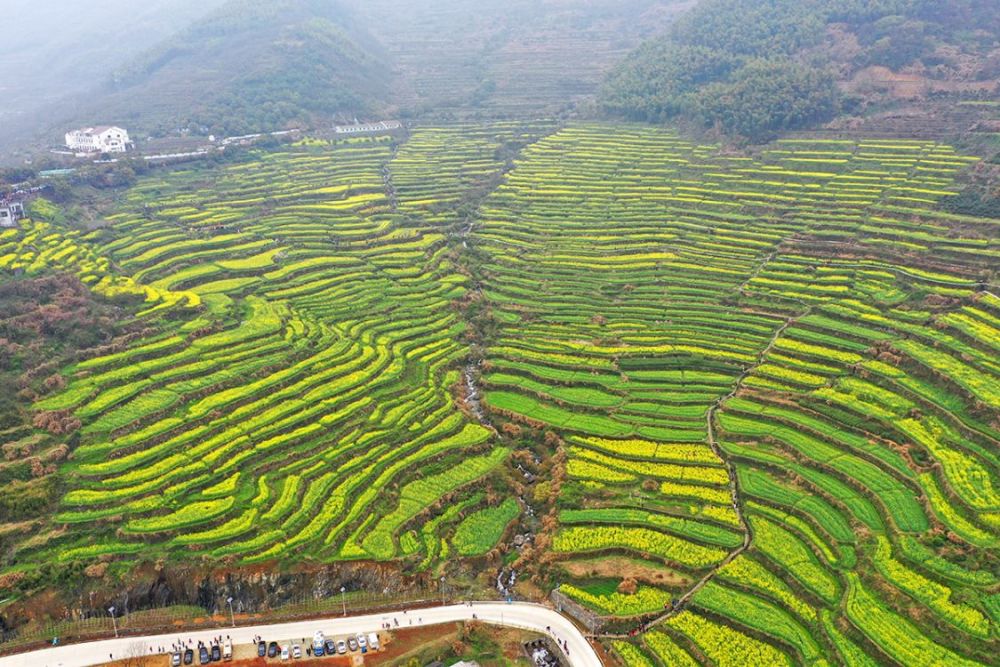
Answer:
601, 0, 1000, 141
94, 0, 390, 136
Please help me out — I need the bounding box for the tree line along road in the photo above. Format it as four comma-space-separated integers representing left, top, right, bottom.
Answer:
0, 602, 603, 667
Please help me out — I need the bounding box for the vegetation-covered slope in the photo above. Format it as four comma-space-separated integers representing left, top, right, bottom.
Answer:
602, 0, 1000, 140
3, 0, 688, 154
474, 125, 999, 664
354, 0, 685, 119
0, 0, 227, 140
0, 273, 143, 532
1, 122, 998, 665
74, 0, 390, 137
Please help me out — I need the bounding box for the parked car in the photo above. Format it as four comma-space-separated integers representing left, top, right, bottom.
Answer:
313, 643, 325, 657
291, 644, 302, 659
211, 644, 221, 661
324, 639, 337, 655
347, 636, 358, 652
336, 640, 347, 655
184, 648, 194, 665
268, 641, 279, 658
199, 645, 210, 665
357, 634, 368, 653
281, 645, 289, 661
171, 652, 182, 667
257, 641, 267, 657
367, 632, 380, 650
223, 640, 233, 661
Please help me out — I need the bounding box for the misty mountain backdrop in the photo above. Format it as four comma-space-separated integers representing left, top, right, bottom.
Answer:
0, 1, 227, 138
0, 0, 683, 151
2, 0, 997, 153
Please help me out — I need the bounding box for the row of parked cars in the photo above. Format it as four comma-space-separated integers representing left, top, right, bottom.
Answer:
171, 640, 232, 666
168, 630, 380, 665
256, 631, 381, 661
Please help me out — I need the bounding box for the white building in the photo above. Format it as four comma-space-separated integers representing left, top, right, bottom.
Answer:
0, 200, 24, 228
334, 120, 402, 135
64, 126, 131, 153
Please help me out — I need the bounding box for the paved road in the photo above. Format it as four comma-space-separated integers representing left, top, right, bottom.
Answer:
0, 602, 602, 667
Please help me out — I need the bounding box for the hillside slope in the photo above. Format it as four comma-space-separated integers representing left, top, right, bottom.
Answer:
0, 0, 226, 108
62, 0, 390, 138
355, 0, 691, 119
0, 0, 227, 149
601, 0, 1000, 141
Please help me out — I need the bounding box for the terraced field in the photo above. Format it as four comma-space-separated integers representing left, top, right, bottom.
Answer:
474, 127, 999, 664
1, 124, 554, 576
1, 123, 998, 665
358, 0, 675, 118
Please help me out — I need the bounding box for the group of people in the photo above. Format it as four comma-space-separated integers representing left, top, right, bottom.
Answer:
626, 624, 648, 637
544, 626, 571, 657
379, 609, 423, 629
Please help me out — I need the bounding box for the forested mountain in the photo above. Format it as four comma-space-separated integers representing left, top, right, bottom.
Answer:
78, 0, 390, 137
601, 0, 1000, 141
0, 0, 227, 145
0, 0, 227, 106
4, 0, 996, 152
2, 0, 689, 154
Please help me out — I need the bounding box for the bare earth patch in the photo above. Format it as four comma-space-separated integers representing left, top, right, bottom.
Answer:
557, 557, 691, 588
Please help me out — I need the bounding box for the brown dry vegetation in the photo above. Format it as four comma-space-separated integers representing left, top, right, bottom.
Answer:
557, 557, 691, 589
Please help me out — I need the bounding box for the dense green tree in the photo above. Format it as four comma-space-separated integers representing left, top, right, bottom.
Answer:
694, 59, 840, 141
600, 0, 997, 141
671, 0, 828, 57
603, 44, 741, 121
856, 16, 931, 69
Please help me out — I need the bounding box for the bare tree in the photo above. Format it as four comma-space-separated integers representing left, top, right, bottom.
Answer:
120, 640, 149, 667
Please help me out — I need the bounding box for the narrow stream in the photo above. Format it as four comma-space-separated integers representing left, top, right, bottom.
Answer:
463, 361, 492, 429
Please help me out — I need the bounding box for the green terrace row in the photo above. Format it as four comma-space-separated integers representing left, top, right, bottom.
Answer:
468, 126, 998, 664
9, 127, 565, 573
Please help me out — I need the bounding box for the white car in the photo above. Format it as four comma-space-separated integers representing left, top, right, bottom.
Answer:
280, 645, 289, 661
291, 644, 302, 659
336, 640, 347, 655
357, 634, 367, 652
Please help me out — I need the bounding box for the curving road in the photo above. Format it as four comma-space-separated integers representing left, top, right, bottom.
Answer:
0, 602, 603, 667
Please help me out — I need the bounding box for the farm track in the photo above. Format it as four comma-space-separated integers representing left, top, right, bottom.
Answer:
461, 125, 1000, 666
599, 311, 806, 639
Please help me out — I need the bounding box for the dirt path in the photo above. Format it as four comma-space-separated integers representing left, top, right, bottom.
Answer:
598, 311, 806, 641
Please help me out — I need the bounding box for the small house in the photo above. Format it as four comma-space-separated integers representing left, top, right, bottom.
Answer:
0, 200, 24, 228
